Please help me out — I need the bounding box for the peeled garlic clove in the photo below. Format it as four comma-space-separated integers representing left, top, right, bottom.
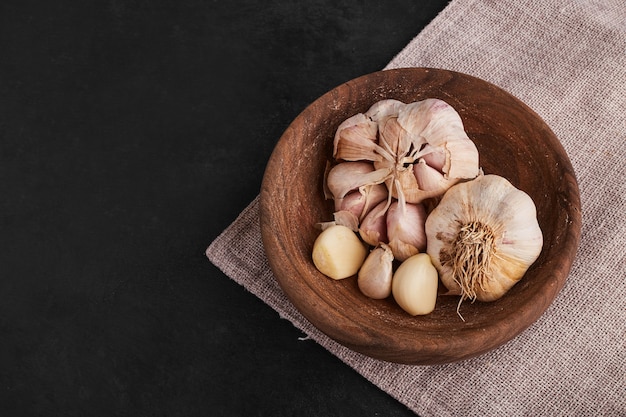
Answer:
333, 113, 382, 162
425, 174, 543, 307
386, 191, 427, 262
392, 253, 439, 315
312, 225, 368, 280
326, 161, 391, 200
359, 199, 389, 246
358, 244, 394, 299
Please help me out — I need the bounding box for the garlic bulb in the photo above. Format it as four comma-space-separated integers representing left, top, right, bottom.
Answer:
324, 98, 480, 259
330, 98, 479, 205
425, 174, 543, 311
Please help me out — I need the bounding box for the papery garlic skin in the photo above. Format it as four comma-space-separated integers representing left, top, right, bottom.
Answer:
333, 113, 381, 162
400, 99, 480, 182
358, 244, 394, 299
425, 174, 543, 305
365, 99, 406, 123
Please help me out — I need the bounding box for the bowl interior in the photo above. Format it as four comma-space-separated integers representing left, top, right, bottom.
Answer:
260, 67, 581, 365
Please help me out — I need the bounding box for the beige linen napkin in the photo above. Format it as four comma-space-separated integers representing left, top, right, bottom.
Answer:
207, 0, 626, 415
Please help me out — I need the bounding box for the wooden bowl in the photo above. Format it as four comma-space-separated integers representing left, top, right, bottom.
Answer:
259, 68, 581, 365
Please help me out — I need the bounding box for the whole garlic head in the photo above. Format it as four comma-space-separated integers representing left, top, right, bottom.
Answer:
326, 98, 481, 259
425, 174, 543, 311
331, 98, 479, 205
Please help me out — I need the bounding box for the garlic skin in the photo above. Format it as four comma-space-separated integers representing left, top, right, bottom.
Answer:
397, 98, 480, 184
333, 113, 381, 162
425, 174, 543, 306
358, 244, 394, 299
365, 99, 406, 123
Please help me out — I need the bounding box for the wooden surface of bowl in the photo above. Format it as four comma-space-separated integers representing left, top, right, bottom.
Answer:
259, 67, 581, 365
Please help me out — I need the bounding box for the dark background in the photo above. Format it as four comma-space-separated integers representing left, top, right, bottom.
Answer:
0, 1, 449, 415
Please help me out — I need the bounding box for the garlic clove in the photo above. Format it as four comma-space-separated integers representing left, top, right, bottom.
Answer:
441, 137, 480, 179
333, 113, 379, 161
415, 143, 446, 172
358, 243, 394, 299
413, 158, 460, 192
334, 184, 388, 221
312, 224, 368, 280
326, 161, 391, 200
386, 185, 427, 261
359, 199, 389, 246
391, 253, 439, 316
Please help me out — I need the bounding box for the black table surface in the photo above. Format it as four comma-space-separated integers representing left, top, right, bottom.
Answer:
1, 1, 450, 415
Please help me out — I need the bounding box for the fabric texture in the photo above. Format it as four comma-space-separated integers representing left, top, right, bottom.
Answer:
206, 0, 626, 415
